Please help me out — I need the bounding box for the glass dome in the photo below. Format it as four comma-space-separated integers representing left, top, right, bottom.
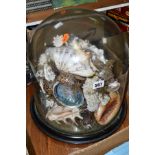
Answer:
28, 8, 129, 144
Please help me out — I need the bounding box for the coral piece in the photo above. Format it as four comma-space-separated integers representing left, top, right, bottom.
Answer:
83, 76, 102, 112
98, 60, 114, 81
38, 53, 48, 65
69, 37, 107, 65
36, 64, 55, 82
88, 45, 107, 64
53, 35, 63, 47
45, 99, 55, 108
62, 33, 70, 43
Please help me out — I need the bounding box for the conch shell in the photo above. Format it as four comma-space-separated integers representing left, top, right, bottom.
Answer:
94, 92, 121, 125
45, 45, 95, 77
46, 104, 83, 124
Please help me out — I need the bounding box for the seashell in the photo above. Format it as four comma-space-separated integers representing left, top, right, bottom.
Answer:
94, 92, 121, 125
94, 94, 110, 122
53, 82, 84, 107
36, 64, 55, 82
44, 64, 56, 81
39, 91, 55, 108
83, 76, 101, 112
45, 46, 95, 77
45, 99, 55, 108
38, 53, 48, 65
39, 79, 46, 94
46, 103, 83, 124
36, 69, 44, 78
42, 79, 53, 95
94, 103, 106, 122
101, 94, 110, 106
108, 81, 120, 92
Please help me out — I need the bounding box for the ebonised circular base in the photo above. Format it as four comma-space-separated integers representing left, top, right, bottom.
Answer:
30, 96, 127, 144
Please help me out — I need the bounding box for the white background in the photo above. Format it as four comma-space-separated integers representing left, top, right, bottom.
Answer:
0, 0, 155, 154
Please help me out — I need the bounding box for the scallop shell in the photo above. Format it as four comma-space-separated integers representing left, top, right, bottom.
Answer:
45, 45, 95, 77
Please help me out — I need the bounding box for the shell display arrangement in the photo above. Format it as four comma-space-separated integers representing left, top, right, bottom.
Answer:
35, 33, 121, 128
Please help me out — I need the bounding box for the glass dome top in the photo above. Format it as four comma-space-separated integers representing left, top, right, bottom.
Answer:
28, 8, 128, 143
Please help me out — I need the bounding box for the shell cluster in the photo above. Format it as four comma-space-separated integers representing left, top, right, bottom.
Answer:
35, 34, 121, 126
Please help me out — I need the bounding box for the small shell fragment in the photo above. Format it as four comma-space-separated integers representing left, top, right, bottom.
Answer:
101, 94, 110, 106
108, 81, 120, 92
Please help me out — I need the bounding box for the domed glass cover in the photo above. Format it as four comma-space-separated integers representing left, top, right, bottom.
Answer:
28, 8, 128, 143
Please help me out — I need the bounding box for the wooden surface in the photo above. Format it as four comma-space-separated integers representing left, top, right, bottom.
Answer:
26, 83, 129, 155
26, 0, 129, 23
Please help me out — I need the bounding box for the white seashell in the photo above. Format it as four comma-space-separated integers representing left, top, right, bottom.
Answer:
39, 53, 48, 65
46, 104, 83, 124
108, 81, 120, 92
36, 63, 55, 81
39, 79, 46, 94
53, 35, 63, 47
45, 99, 55, 108
36, 69, 44, 78
45, 46, 95, 77
44, 64, 55, 81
